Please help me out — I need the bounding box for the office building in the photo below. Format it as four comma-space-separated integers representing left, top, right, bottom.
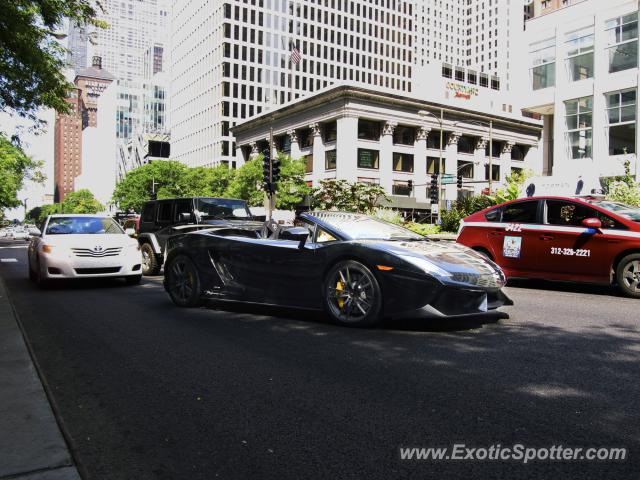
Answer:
524, 0, 640, 184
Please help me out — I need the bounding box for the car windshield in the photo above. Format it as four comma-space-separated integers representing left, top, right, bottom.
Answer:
313, 212, 425, 241
591, 201, 640, 222
46, 217, 124, 235
195, 198, 251, 220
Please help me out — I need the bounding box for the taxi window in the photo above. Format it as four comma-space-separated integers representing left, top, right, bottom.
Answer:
547, 200, 626, 229
502, 201, 538, 223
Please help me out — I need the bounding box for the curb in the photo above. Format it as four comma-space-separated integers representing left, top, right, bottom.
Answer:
0, 274, 83, 480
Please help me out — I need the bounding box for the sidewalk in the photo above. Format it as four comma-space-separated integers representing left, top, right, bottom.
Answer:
0, 276, 81, 480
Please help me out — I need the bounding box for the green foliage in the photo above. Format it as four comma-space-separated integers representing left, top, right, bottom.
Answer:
371, 207, 403, 225
0, 0, 105, 122
182, 165, 236, 197
606, 159, 640, 207
0, 132, 45, 213
60, 189, 103, 214
490, 169, 532, 204
405, 223, 441, 236
274, 154, 312, 210
311, 180, 389, 213
440, 195, 497, 233
225, 157, 264, 206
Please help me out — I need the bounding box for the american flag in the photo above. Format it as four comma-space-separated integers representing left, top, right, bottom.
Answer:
289, 41, 301, 65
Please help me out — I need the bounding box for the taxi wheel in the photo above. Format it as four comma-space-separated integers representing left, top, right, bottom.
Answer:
616, 254, 640, 298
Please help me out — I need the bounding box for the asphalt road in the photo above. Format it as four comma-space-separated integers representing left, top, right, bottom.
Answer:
1, 238, 639, 479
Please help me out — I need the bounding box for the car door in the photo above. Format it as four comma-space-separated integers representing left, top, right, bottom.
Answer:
154, 200, 175, 250
221, 227, 323, 308
535, 199, 614, 282
486, 200, 542, 276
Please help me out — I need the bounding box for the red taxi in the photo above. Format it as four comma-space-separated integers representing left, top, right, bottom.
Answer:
457, 196, 640, 297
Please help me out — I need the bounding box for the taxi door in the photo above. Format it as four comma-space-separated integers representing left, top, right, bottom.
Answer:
535, 199, 612, 282
486, 199, 542, 276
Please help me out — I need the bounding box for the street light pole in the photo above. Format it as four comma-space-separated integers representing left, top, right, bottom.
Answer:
489, 119, 493, 194
438, 107, 444, 224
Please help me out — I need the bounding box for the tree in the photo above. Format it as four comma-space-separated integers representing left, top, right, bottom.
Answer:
0, 0, 105, 123
61, 189, 103, 213
606, 159, 640, 207
490, 169, 533, 204
183, 165, 236, 197
112, 160, 190, 211
225, 154, 311, 209
311, 180, 388, 213
0, 132, 45, 213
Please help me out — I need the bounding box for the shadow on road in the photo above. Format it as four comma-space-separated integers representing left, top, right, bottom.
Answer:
506, 277, 621, 297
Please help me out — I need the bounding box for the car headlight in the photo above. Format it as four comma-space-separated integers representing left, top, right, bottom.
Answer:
398, 254, 452, 279
42, 244, 54, 254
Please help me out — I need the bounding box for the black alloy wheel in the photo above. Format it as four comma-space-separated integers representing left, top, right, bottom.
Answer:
166, 255, 202, 307
324, 260, 382, 327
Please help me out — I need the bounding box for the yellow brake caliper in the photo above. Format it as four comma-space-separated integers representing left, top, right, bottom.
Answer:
336, 281, 345, 309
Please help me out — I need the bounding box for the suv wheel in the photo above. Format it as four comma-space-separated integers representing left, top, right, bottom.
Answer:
141, 243, 161, 276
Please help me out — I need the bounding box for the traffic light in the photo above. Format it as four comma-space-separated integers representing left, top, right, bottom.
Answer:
407, 179, 413, 192
457, 175, 463, 189
429, 174, 438, 203
271, 156, 281, 187
262, 148, 271, 194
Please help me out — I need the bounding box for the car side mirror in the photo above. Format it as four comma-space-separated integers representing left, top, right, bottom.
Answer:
125, 227, 136, 237
179, 212, 191, 222
582, 217, 602, 233
279, 226, 309, 249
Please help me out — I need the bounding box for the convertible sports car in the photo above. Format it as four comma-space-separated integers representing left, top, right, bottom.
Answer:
163, 211, 512, 327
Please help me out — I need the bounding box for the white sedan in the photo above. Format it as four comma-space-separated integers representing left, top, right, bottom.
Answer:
28, 214, 143, 286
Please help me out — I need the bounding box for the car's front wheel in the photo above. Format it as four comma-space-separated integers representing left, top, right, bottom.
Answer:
323, 260, 382, 327
616, 254, 640, 298
165, 255, 202, 307
141, 243, 161, 276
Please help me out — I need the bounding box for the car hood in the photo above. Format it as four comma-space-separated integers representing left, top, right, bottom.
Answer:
42, 234, 138, 249
360, 239, 506, 289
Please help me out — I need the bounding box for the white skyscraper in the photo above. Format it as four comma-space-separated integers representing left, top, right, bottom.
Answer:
170, 0, 525, 168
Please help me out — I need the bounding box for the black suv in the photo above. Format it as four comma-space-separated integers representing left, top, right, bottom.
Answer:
137, 197, 257, 275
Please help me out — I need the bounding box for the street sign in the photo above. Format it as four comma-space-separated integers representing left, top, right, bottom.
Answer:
441, 174, 456, 185
431, 204, 439, 215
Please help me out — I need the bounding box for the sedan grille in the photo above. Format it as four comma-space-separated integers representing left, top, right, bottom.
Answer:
72, 247, 122, 258
75, 267, 121, 274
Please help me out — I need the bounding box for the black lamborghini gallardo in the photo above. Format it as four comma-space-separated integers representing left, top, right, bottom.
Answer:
163, 211, 512, 327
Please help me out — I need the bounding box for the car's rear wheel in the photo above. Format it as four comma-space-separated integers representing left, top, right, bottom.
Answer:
165, 255, 202, 307
141, 243, 160, 276
616, 254, 640, 298
323, 260, 382, 327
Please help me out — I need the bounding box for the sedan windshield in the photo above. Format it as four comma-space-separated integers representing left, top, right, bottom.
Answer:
314, 212, 424, 241
195, 198, 251, 220
591, 201, 640, 222
46, 217, 124, 235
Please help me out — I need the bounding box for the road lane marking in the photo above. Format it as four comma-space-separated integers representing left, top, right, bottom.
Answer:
0, 258, 18, 263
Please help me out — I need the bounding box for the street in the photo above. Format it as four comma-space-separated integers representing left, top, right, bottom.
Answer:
1, 239, 639, 479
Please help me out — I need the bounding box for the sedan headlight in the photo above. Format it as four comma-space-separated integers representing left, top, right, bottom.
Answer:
399, 255, 452, 279
42, 244, 54, 254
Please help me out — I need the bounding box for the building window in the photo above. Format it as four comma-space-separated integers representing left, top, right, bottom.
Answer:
427, 157, 444, 174
606, 13, 638, 73
467, 70, 477, 85
325, 150, 337, 170
606, 89, 636, 155
455, 66, 465, 81
479, 73, 489, 88
357, 148, 379, 169
457, 136, 475, 154
298, 128, 314, 148
565, 27, 594, 81
565, 96, 593, 159
458, 160, 474, 179
358, 119, 381, 141
393, 153, 414, 172
484, 164, 500, 181
426, 131, 442, 150
511, 145, 528, 161
393, 125, 415, 145
530, 38, 555, 90
323, 121, 337, 142
442, 63, 453, 78
392, 180, 411, 196
304, 153, 313, 173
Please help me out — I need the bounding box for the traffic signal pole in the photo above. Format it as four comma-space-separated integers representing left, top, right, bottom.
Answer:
268, 127, 274, 221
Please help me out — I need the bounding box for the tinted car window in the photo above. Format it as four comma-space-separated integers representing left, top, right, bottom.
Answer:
547, 200, 626, 229
142, 203, 156, 222
157, 202, 173, 223
485, 208, 501, 222
502, 201, 538, 223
